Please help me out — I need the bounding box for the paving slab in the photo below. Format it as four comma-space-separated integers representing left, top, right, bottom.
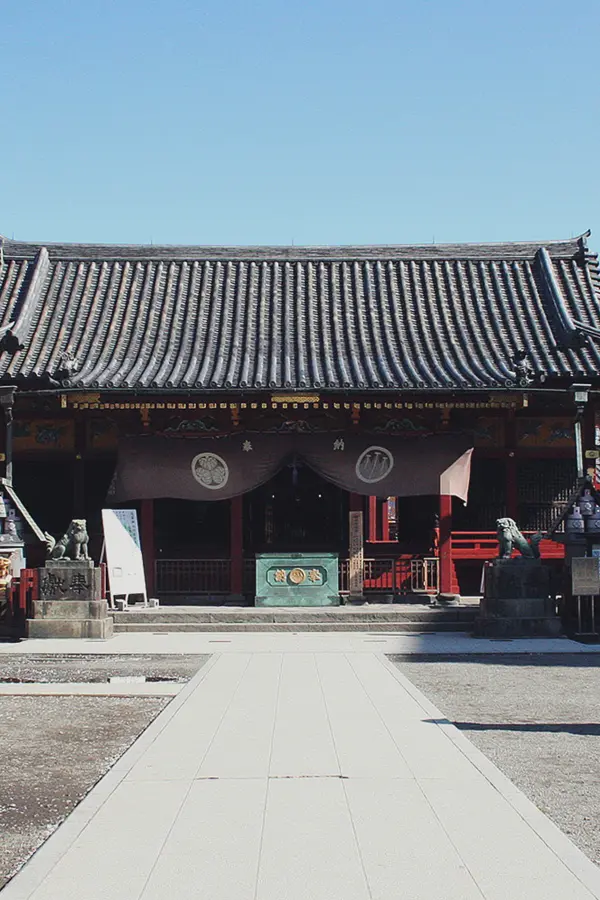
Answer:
3, 648, 600, 900
2, 631, 599, 655
256, 778, 370, 900
140, 779, 267, 900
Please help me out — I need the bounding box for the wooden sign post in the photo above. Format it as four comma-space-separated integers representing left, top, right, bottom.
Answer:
348, 511, 364, 602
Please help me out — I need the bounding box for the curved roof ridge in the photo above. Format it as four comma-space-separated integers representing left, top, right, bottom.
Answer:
0, 233, 590, 263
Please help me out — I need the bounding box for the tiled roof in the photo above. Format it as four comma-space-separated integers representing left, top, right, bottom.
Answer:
0, 234, 599, 393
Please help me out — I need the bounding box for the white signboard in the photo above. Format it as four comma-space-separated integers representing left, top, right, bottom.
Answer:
101, 509, 147, 602
348, 511, 364, 598
571, 557, 600, 597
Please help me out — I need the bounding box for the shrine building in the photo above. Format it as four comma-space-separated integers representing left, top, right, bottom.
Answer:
0, 233, 599, 602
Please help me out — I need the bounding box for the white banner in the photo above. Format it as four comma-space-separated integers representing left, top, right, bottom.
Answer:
101, 509, 147, 602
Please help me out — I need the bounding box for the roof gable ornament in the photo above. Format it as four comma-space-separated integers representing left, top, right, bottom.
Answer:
24, 352, 81, 390
505, 351, 544, 388
0, 321, 18, 353
54, 351, 79, 385
535, 247, 600, 349
513, 351, 539, 387
0, 247, 50, 356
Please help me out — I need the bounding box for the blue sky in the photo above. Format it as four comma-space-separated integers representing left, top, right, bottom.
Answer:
2, 0, 599, 247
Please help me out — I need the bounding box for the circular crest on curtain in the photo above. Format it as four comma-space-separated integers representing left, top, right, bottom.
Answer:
355, 446, 394, 484
191, 452, 229, 490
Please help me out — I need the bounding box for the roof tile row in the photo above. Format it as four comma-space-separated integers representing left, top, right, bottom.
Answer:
0, 235, 598, 392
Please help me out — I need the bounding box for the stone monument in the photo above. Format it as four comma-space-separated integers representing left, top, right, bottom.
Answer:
27, 519, 113, 639
474, 518, 561, 637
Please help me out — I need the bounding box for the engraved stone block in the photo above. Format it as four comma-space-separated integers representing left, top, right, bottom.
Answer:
38, 562, 101, 602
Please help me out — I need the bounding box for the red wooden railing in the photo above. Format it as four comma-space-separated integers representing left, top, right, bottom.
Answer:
339, 558, 438, 593
18, 569, 37, 620
154, 537, 567, 598
156, 557, 439, 595
450, 532, 565, 560
0, 569, 37, 637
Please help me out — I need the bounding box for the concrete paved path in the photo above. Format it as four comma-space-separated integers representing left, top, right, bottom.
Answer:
3, 651, 600, 900
2, 630, 600, 655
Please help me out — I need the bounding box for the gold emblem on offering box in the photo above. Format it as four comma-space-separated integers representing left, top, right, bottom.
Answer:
288, 567, 306, 585
274, 569, 286, 583
308, 569, 322, 583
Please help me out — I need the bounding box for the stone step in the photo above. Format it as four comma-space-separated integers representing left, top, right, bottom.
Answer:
114, 608, 477, 626
113, 620, 471, 634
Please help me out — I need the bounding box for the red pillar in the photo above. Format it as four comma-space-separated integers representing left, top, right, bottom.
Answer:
368, 496, 378, 542
505, 410, 518, 520
140, 499, 155, 598
439, 494, 453, 595
73, 418, 86, 518
506, 455, 518, 520
381, 498, 390, 542
230, 494, 244, 599
584, 404, 596, 480
590, 405, 599, 487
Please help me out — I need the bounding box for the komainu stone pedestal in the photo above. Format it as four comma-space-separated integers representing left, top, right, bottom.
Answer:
474, 558, 561, 637
27, 561, 113, 639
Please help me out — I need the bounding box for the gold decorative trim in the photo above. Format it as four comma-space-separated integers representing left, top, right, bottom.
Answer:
66, 399, 521, 411
271, 393, 320, 404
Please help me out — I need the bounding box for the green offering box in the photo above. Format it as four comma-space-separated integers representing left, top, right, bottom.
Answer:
255, 552, 340, 607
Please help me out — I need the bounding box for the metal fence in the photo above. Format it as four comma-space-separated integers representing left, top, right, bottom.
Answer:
155, 559, 231, 594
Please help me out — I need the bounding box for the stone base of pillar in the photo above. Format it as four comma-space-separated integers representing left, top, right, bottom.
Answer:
474, 599, 562, 637
433, 592, 461, 607
27, 599, 114, 639
474, 559, 561, 637
345, 594, 365, 605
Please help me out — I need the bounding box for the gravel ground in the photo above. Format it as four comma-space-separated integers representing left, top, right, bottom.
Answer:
0, 654, 209, 683
390, 653, 600, 866
0, 655, 208, 890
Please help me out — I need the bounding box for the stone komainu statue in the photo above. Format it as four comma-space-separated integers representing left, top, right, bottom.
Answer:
44, 519, 90, 561
496, 518, 544, 559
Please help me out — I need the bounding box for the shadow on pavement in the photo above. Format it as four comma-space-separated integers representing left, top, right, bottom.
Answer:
424, 718, 600, 735
389, 653, 600, 667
